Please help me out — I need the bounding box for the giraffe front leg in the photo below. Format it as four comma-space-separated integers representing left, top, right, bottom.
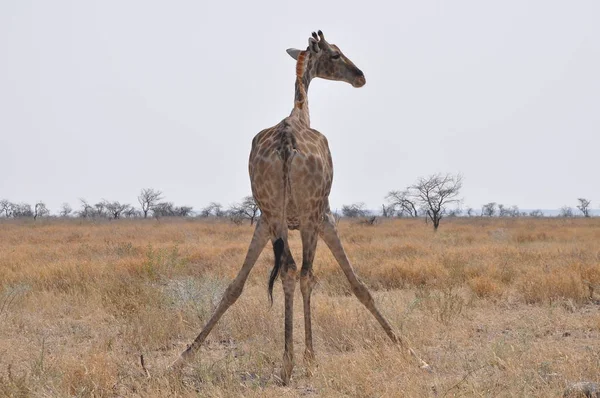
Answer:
319, 212, 431, 371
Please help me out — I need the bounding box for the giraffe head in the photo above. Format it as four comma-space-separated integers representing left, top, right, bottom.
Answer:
287, 31, 366, 88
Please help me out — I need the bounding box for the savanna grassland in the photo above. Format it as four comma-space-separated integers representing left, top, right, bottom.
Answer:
1, 217, 599, 397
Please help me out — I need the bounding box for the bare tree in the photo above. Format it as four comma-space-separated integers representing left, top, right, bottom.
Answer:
229, 196, 260, 225
341, 202, 369, 218
138, 188, 163, 219
77, 199, 95, 218
201, 202, 224, 218
559, 206, 574, 217
509, 205, 521, 217
153, 202, 173, 218
466, 207, 474, 217
499, 204, 521, 217
12, 203, 33, 218
447, 208, 462, 217
410, 173, 463, 231
59, 203, 72, 217
124, 207, 140, 218
498, 204, 508, 217
152, 202, 193, 218
94, 201, 107, 218
481, 202, 497, 217
0, 199, 13, 217
103, 200, 130, 219
386, 190, 419, 217
528, 209, 544, 218
33, 201, 49, 220
174, 206, 193, 217
381, 204, 395, 217
576, 198, 591, 218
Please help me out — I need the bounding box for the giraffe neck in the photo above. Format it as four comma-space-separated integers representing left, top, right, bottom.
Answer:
292, 51, 314, 126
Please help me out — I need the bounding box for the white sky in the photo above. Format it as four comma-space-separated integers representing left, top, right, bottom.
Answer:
1, 1, 598, 213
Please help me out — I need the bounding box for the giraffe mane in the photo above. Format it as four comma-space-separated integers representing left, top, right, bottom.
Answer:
294, 50, 309, 109
295, 50, 308, 80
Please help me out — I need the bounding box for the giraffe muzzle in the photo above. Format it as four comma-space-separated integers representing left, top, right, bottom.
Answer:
352, 73, 366, 88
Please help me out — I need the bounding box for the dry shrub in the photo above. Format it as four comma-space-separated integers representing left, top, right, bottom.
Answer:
61, 352, 117, 397
373, 260, 446, 290
387, 243, 423, 259
31, 261, 95, 294
468, 275, 503, 298
574, 262, 600, 298
313, 296, 384, 354
314, 300, 360, 352
519, 267, 587, 304
417, 287, 465, 325
100, 275, 160, 319
514, 231, 550, 243
441, 252, 469, 285
493, 262, 517, 284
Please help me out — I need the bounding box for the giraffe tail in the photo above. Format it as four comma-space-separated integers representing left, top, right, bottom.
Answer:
268, 238, 284, 305
267, 122, 295, 305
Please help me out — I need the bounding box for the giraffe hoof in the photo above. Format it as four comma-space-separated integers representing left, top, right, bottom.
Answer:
168, 357, 186, 372
273, 372, 290, 387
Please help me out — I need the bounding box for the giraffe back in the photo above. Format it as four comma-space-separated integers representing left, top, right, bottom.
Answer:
249, 116, 333, 229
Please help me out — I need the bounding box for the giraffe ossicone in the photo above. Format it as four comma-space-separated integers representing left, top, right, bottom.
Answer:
170, 30, 429, 385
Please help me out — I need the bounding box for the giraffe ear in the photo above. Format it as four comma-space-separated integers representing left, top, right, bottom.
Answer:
286, 48, 302, 60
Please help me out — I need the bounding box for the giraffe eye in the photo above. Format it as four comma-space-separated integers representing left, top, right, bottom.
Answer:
331, 53, 341, 60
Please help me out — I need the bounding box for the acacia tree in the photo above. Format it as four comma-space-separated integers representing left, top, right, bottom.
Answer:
152, 202, 193, 218
386, 190, 419, 217
103, 200, 130, 219
229, 196, 260, 225
498, 204, 521, 217
78, 199, 95, 218
33, 202, 49, 220
201, 202, 224, 218
0, 199, 12, 217
60, 203, 72, 217
381, 204, 395, 217
341, 202, 368, 218
138, 188, 163, 218
528, 209, 544, 218
559, 206, 574, 217
124, 207, 140, 218
13, 203, 33, 218
576, 198, 591, 217
481, 202, 497, 217
410, 173, 463, 231
94, 202, 107, 218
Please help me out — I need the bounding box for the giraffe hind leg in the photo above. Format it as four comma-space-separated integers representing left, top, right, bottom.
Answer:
319, 212, 431, 370
299, 226, 318, 369
280, 245, 297, 385
170, 218, 269, 370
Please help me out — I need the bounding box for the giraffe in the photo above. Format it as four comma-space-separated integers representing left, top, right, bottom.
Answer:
171, 30, 429, 385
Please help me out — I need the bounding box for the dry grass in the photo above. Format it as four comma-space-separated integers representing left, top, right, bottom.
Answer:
1, 217, 599, 397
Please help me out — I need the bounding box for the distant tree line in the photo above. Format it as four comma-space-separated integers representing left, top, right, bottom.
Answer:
0, 188, 260, 225
1, 180, 597, 230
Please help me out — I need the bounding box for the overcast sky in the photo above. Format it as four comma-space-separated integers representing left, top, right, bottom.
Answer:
1, 1, 598, 213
